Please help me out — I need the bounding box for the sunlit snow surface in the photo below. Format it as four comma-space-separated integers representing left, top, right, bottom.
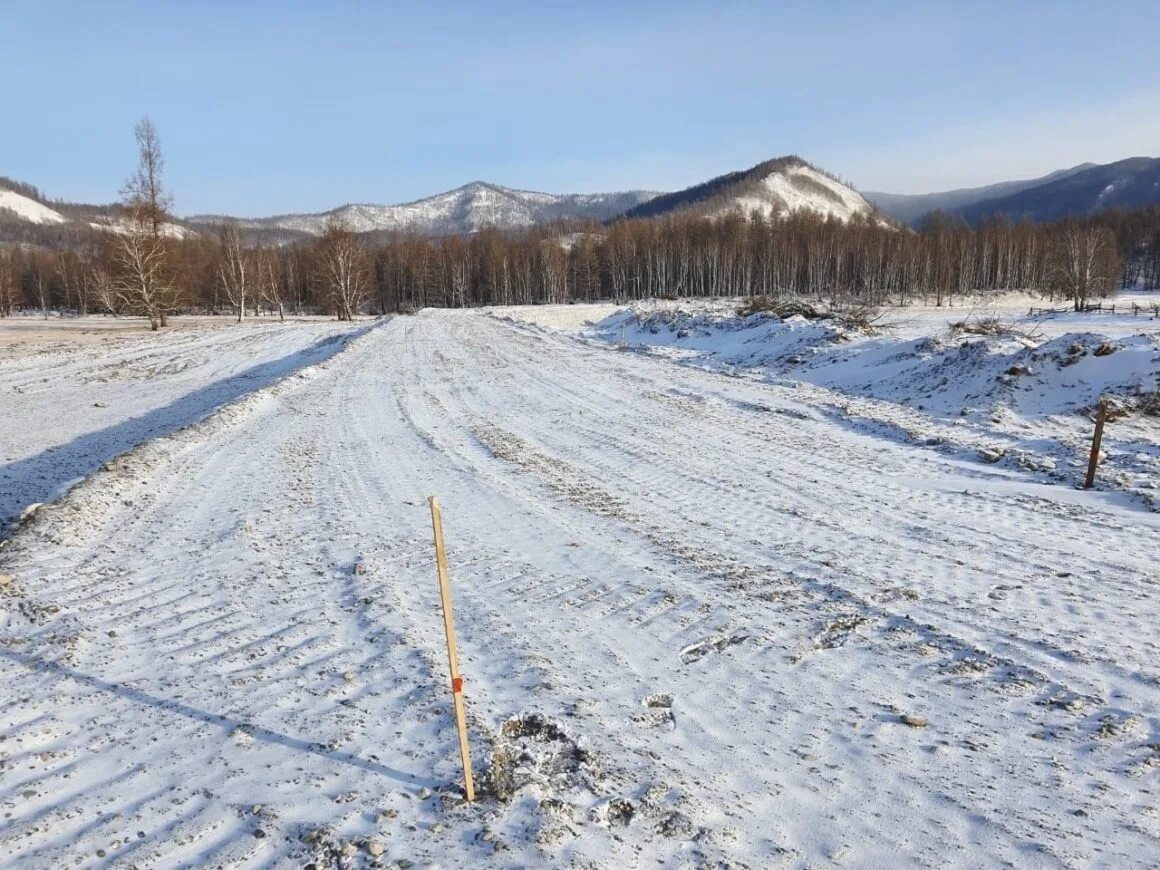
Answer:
2, 307, 1158, 867
721, 164, 879, 222
0, 189, 67, 224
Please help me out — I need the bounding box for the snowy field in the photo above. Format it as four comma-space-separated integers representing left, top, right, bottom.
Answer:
492, 290, 1160, 339
500, 293, 1160, 510
2, 307, 1159, 867
0, 316, 366, 530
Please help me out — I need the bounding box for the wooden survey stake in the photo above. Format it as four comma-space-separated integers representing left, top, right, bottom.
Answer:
428, 496, 476, 802
1084, 399, 1108, 490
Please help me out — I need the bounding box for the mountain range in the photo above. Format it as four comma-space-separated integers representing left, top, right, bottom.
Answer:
188, 183, 660, 237
2, 155, 1158, 244
864, 164, 1095, 225
867, 157, 1160, 226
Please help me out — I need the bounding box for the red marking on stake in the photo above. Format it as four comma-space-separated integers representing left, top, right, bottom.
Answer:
452, 676, 464, 694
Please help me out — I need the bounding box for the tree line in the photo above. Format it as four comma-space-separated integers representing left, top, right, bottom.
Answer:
2, 121, 1158, 322
4, 208, 1146, 320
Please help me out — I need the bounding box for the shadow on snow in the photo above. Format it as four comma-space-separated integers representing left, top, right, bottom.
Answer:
0, 647, 435, 787
1, 323, 378, 536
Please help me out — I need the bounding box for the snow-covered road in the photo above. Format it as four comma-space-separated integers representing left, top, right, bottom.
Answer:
0, 319, 362, 531
2, 311, 1158, 867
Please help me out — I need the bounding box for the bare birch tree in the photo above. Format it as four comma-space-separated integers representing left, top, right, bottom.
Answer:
217, 221, 250, 322
88, 263, 118, 315
107, 117, 178, 329
256, 247, 285, 321
1053, 221, 1119, 311
316, 217, 367, 321
31, 256, 50, 319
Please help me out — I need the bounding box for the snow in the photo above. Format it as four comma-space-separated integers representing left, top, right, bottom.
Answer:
0, 316, 365, 531
0, 189, 193, 236
0, 189, 67, 225
2, 308, 1159, 867
88, 215, 194, 239
246, 184, 659, 236
569, 296, 1160, 510
715, 164, 877, 223
490, 301, 623, 331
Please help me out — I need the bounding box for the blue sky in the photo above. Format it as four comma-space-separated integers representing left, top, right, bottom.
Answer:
2, 0, 1158, 216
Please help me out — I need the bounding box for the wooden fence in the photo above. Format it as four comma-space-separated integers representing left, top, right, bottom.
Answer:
1028, 302, 1160, 317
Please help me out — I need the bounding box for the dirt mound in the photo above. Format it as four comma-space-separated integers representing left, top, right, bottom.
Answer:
482, 713, 593, 802
737, 297, 821, 320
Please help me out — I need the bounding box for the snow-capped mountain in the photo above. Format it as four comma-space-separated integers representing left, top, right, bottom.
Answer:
11, 153, 1160, 246
623, 156, 882, 224
192, 182, 661, 236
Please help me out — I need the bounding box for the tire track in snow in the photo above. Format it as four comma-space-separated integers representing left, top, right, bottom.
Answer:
2, 311, 1158, 867
419, 312, 1160, 866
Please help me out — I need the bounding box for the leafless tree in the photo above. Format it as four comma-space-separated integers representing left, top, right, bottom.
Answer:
87, 263, 118, 315
16, 180, 1160, 318
1052, 221, 1119, 311
30, 255, 51, 319
256, 246, 285, 321
315, 217, 367, 321
0, 249, 18, 317
123, 117, 172, 238
106, 117, 179, 329
217, 221, 250, 322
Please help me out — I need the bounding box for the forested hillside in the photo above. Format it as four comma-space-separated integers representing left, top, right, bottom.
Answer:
5, 206, 1159, 321
3, 142, 1160, 324
866, 164, 1095, 225
623, 156, 878, 223
869, 158, 1160, 226
958, 157, 1160, 224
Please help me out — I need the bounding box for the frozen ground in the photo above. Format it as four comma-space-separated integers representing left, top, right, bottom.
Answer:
1, 308, 1159, 868
0, 315, 366, 531
502, 294, 1160, 510
492, 290, 1160, 339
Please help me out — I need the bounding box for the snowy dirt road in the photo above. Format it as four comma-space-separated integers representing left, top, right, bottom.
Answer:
2, 311, 1158, 868
0, 318, 363, 531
